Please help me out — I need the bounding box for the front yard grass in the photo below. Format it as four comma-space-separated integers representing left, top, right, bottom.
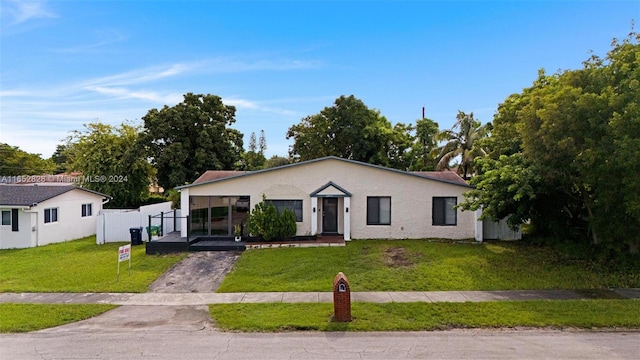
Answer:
0, 236, 186, 293
217, 239, 640, 292
0, 303, 117, 333
210, 300, 640, 332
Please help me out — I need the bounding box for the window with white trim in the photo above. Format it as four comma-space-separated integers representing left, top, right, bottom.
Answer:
82, 203, 92, 217
367, 197, 391, 225
432, 197, 457, 226
44, 208, 58, 224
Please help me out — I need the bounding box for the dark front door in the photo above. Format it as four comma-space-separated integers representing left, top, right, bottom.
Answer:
322, 198, 338, 233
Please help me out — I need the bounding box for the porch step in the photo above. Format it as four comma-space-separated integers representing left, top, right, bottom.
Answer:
188, 240, 246, 251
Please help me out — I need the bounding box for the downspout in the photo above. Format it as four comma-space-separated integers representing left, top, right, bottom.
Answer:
101, 197, 111, 245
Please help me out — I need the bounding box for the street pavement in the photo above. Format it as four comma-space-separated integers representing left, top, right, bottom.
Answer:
2, 327, 639, 359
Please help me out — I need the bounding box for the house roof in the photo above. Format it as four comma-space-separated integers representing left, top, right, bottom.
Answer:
193, 170, 249, 184
0, 184, 111, 207
176, 156, 472, 190
411, 171, 470, 186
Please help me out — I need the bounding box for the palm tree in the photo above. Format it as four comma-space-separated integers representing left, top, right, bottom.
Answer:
434, 111, 490, 180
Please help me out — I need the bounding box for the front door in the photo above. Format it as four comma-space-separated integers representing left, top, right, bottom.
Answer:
322, 198, 338, 233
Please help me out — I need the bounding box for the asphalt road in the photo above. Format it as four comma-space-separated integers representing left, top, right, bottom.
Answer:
2, 328, 639, 359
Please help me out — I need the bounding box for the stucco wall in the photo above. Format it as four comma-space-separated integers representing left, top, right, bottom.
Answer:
182, 158, 475, 240
0, 208, 35, 249
34, 190, 105, 246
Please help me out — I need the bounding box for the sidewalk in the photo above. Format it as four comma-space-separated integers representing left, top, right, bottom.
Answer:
1, 289, 639, 306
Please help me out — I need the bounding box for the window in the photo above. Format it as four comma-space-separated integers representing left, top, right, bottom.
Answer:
1, 211, 10, 226
433, 197, 457, 226
81, 203, 92, 217
268, 200, 303, 222
367, 197, 391, 225
44, 208, 58, 224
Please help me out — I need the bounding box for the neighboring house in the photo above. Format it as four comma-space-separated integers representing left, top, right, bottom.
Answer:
177, 156, 486, 241
0, 184, 111, 249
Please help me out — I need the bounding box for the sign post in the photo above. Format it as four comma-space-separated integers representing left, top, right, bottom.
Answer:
117, 244, 131, 281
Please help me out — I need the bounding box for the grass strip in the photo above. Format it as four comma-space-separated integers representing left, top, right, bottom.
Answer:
210, 300, 640, 332
0, 236, 186, 293
0, 303, 117, 333
217, 240, 640, 292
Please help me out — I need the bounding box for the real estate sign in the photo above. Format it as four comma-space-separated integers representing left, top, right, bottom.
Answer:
118, 244, 131, 262
117, 244, 131, 281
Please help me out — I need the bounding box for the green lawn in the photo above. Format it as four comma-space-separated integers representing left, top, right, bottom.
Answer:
217, 240, 640, 292
210, 300, 640, 332
0, 303, 117, 333
0, 236, 186, 293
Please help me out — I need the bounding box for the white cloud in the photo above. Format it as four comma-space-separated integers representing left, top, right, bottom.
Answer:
80, 63, 197, 88
53, 29, 128, 53
1, 0, 56, 27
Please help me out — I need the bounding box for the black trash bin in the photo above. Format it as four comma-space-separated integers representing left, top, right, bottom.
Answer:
129, 227, 143, 245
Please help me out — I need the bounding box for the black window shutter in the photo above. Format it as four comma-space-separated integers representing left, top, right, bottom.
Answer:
11, 209, 18, 232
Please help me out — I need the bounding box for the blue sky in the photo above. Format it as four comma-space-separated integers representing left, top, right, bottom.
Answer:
1, 0, 638, 159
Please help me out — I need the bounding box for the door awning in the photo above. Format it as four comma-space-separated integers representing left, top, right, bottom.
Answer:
310, 181, 352, 198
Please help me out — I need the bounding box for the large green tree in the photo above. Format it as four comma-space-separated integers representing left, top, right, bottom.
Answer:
241, 130, 267, 170
67, 122, 153, 208
435, 111, 490, 179
407, 117, 439, 171
0, 143, 55, 176
286, 95, 396, 164
141, 93, 244, 189
462, 33, 640, 253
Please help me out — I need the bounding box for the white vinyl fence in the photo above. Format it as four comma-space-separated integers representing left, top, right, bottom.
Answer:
483, 218, 522, 240
96, 202, 182, 244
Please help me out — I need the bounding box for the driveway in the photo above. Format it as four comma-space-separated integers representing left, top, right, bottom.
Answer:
45, 251, 241, 332
148, 251, 241, 293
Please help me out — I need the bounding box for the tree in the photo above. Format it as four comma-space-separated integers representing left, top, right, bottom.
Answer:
435, 111, 490, 179
461, 32, 640, 253
264, 155, 290, 168
50, 144, 72, 173
408, 117, 439, 171
141, 93, 244, 189
286, 95, 395, 164
242, 130, 267, 170
67, 122, 153, 208
0, 143, 55, 176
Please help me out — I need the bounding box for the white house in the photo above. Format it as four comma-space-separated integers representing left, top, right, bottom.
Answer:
0, 184, 111, 249
177, 156, 487, 241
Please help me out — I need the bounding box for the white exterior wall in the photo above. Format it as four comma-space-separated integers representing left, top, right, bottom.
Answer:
0, 208, 35, 249
34, 190, 105, 246
0, 189, 105, 249
183, 158, 475, 240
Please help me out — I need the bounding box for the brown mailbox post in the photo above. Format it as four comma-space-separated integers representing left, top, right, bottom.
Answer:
333, 272, 351, 322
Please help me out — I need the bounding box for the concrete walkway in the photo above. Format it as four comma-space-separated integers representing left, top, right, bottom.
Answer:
1, 289, 639, 306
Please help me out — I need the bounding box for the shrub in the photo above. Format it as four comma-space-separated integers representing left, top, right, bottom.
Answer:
247, 195, 297, 241
278, 209, 297, 238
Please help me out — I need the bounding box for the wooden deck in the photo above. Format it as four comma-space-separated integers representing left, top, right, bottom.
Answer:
145, 232, 346, 254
